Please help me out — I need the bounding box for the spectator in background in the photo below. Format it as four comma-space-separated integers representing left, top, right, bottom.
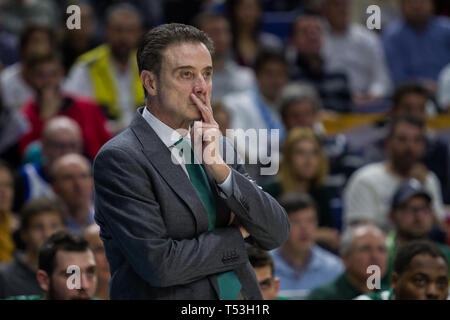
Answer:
0, 5, 18, 68
307, 224, 389, 300
247, 246, 285, 300
344, 116, 446, 231
286, 13, 352, 112
60, 1, 100, 74
0, 197, 66, 299
19, 51, 112, 159
226, 0, 283, 67
357, 83, 450, 204
64, 3, 144, 133
356, 240, 448, 300
0, 0, 58, 36
0, 92, 28, 169
271, 193, 344, 299
321, 0, 392, 105
0, 161, 17, 263
50, 154, 94, 234
222, 50, 287, 184
13, 117, 83, 212
385, 179, 450, 282
194, 12, 256, 102
0, 23, 56, 111
83, 224, 109, 300
263, 128, 339, 252
383, 0, 450, 93
7, 231, 97, 300
437, 63, 450, 112
211, 101, 231, 137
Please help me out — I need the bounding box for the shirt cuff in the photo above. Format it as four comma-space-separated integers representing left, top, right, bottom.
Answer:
217, 170, 233, 198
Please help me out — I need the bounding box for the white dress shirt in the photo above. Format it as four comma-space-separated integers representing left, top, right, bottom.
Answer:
142, 106, 233, 197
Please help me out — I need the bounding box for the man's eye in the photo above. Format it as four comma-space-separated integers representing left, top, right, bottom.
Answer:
414, 278, 426, 287
204, 71, 212, 78
181, 71, 192, 78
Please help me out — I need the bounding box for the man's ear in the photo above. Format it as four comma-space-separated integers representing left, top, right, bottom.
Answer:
36, 270, 50, 292
140, 70, 158, 96
274, 277, 280, 297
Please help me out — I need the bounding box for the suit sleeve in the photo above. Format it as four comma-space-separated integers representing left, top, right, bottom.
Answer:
214, 137, 290, 251
94, 146, 249, 288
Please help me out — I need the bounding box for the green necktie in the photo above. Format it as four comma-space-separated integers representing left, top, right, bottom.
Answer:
174, 137, 242, 300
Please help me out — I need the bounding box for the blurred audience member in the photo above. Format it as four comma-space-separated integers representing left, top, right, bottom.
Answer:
64, 3, 144, 133
14, 117, 83, 212
247, 246, 286, 300
83, 224, 109, 300
50, 154, 94, 234
0, 24, 56, 111
226, 0, 283, 67
264, 128, 339, 251
383, 0, 450, 92
385, 180, 450, 280
287, 13, 351, 112
344, 116, 446, 231
61, 2, 100, 73
0, 0, 58, 35
19, 51, 112, 159
6, 231, 97, 300
307, 224, 389, 300
194, 12, 256, 101
0, 197, 66, 299
271, 193, 344, 299
0, 92, 28, 169
0, 161, 17, 263
0, 21, 18, 68
350, 83, 450, 204
211, 101, 231, 137
437, 63, 450, 112
355, 240, 448, 300
321, 0, 392, 104
222, 50, 287, 183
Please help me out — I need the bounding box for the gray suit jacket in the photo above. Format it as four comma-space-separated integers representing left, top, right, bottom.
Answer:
93, 107, 289, 300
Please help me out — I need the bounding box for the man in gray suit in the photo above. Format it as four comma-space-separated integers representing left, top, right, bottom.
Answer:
93, 23, 289, 300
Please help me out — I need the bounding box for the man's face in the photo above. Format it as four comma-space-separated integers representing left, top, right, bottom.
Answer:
22, 212, 65, 253
292, 16, 322, 55
256, 61, 288, 103
343, 229, 387, 282
23, 30, 52, 58
323, 0, 349, 31
200, 18, 231, 58
42, 129, 83, 165
106, 12, 142, 61
392, 93, 427, 123
392, 254, 448, 300
392, 196, 434, 240
52, 160, 93, 209
283, 100, 317, 130
30, 61, 63, 93
253, 265, 279, 300
153, 42, 213, 126
47, 250, 97, 300
0, 168, 13, 213
286, 208, 318, 252
386, 122, 426, 173
401, 0, 434, 27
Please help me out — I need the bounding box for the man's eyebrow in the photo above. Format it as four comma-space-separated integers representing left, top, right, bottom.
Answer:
172, 65, 213, 73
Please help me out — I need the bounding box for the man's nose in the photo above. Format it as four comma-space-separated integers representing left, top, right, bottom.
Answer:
425, 283, 440, 300
193, 75, 207, 96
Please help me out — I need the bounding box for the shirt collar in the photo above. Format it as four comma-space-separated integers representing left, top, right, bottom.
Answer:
142, 106, 191, 148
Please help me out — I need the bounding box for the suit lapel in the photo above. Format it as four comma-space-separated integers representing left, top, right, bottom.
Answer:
130, 108, 209, 233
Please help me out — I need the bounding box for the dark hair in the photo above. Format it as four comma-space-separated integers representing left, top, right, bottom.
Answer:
386, 115, 425, 140
20, 197, 66, 231
0, 159, 13, 178
39, 230, 91, 276
226, 0, 262, 43
278, 192, 317, 215
392, 83, 430, 109
394, 240, 448, 275
19, 23, 56, 57
25, 50, 63, 70
105, 2, 143, 27
247, 246, 275, 276
253, 49, 287, 74
137, 23, 214, 95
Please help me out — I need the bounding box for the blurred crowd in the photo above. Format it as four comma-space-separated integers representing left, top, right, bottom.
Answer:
0, 0, 450, 300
